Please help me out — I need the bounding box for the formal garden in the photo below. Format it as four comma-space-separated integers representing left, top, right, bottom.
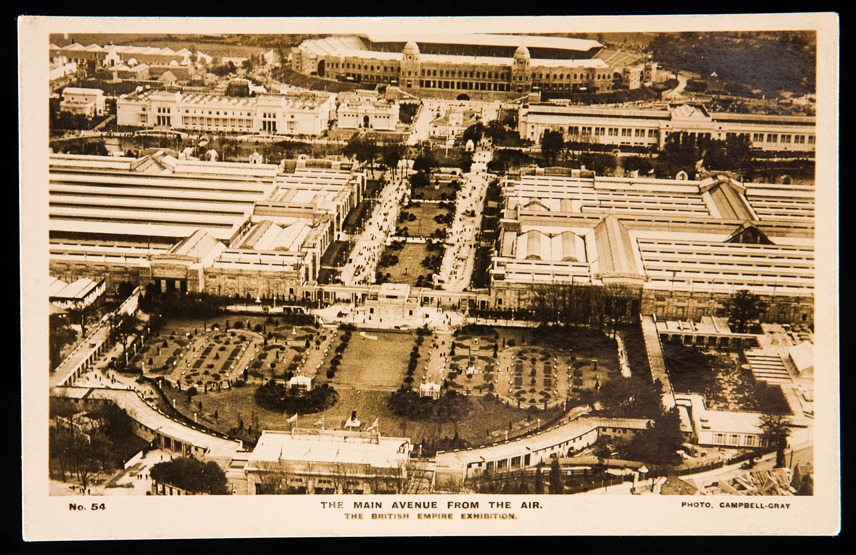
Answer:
134, 314, 666, 456
125, 316, 324, 395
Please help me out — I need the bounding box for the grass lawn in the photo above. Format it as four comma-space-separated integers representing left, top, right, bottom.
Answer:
319, 331, 415, 388
397, 202, 452, 238
377, 242, 435, 286
410, 180, 459, 201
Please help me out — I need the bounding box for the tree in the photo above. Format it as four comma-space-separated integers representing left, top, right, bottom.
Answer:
253, 460, 294, 494
410, 170, 430, 188
61, 434, 100, 490
603, 283, 641, 338
484, 119, 505, 143
622, 156, 654, 176
381, 141, 407, 180
89, 402, 136, 462
564, 132, 599, 163
582, 153, 617, 176
117, 280, 135, 300
548, 457, 563, 494
364, 459, 431, 494
758, 413, 792, 468
344, 134, 380, 177
618, 408, 684, 466
534, 460, 545, 494
462, 122, 486, 145
727, 289, 767, 333
150, 456, 229, 495
460, 151, 474, 173
703, 134, 754, 175
109, 313, 137, 368
540, 130, 564, 167
412, 153, 438, 177
658, 132, 702, 174
49, 314, 78, 372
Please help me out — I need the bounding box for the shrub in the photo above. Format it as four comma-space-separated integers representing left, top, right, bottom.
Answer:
254, 380, 339, 413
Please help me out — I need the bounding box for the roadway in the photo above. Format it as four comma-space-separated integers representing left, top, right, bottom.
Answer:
435, 148, 492, 291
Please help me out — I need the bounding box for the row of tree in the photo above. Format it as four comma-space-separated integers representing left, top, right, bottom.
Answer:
343, 134, 407, 180
523, 281, 640, 335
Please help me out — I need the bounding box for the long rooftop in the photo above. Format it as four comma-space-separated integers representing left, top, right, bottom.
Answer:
361, 33, 602, 52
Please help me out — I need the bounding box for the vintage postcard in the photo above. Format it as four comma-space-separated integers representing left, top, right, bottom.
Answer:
20, 14, 840, 538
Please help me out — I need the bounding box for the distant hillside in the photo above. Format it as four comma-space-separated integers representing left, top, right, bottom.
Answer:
648, 32, 816, 98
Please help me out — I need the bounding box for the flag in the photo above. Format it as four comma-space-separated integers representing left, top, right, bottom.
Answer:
287, 413, 298, 424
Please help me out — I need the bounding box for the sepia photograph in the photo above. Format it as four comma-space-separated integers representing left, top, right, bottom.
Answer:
20, 14, 839, 538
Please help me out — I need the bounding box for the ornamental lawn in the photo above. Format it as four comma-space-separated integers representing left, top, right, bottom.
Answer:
318, 331, 416, 389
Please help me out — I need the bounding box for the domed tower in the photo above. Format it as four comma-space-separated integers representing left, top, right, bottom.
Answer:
511, 45, 532, 94
400, 40, 421, 90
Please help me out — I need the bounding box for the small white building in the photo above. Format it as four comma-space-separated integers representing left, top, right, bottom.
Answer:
60, 87, 106, 118
287, 375, 314, 391
419, 382, 441, 400
364, 283, 420, 321
337, 90, 399, 131
430, 106, 480, 140
677, 394, 812, 449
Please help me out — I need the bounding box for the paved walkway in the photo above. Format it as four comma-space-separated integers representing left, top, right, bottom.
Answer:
340, 176, 407, 286
314, 303, 466, 331
437, 149, 491, 291
641, 315, 675, 408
